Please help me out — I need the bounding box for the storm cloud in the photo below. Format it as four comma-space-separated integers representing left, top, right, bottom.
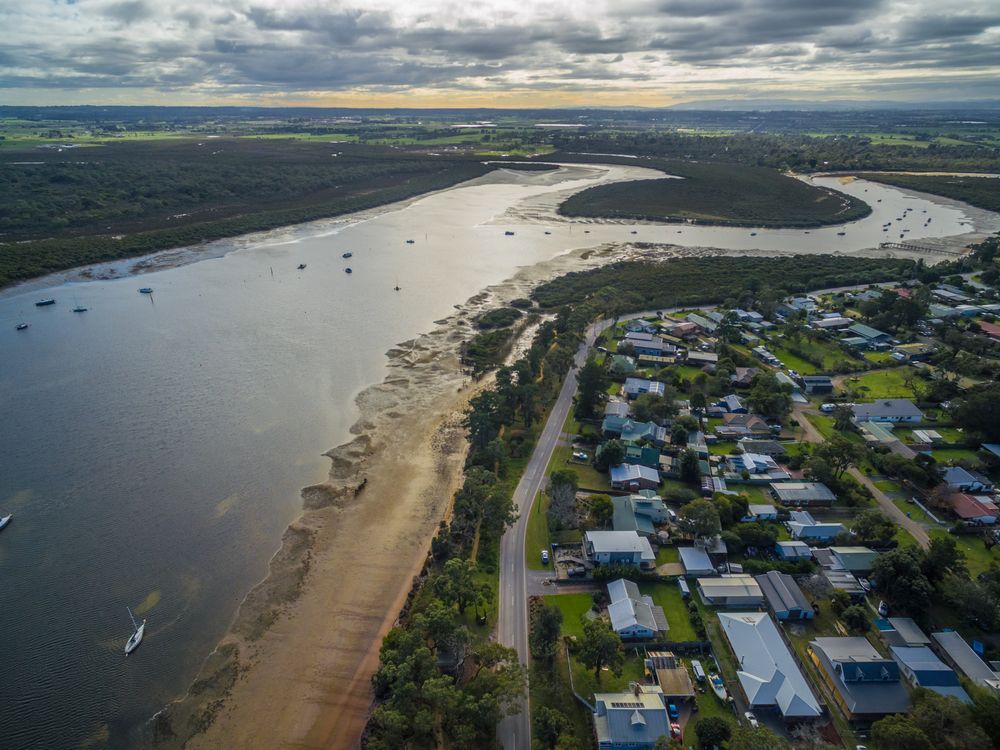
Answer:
1, 0, 998, 104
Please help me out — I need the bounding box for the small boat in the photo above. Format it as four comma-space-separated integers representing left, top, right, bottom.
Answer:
124, 607, 145, 656
35, 299, 55, 307
138, 288, 153, 294
504, 231, 515, 236
544, 231, 551, 235
709, 673, 728, 701
394, 285, 401, 291
405, 239, 415, 244
750, 232, 757, 236
16, 323, 28, 331
342, 252, 352, 259
804, 231, 810, 234
345, 268, 352, 274
73, 306, 88, 313
0, 513, 12, 531
837, 231, 846, 236
877, 198, 882, 202
297, 263, 307, 270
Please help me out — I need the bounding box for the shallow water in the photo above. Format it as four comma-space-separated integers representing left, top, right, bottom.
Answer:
0, 164, 989, 748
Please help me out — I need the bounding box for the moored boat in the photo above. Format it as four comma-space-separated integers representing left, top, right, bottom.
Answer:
297, 263, 307, 270
35, 299, 55, 307
342, 252, 352, 258
0, 513, 12, 531
138, 288, 153, 294
709, 673, 728, 701
16, 323, 29, 330
73, 307, 88, 313
345, 267, 353, 274
125, 607, 145, 656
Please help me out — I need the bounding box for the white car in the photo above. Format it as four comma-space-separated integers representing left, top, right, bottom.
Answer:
541, 550, 549, 564
877, 600, 889, 617
572, 451, 589, 461
744, 712, 759, 728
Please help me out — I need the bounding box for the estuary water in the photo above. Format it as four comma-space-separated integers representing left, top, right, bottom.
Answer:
0, 164, 989, 749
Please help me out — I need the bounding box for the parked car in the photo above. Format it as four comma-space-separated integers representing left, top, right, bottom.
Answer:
567, 566, 587, 577
878, 600, 889, 617
572, 451, 589, 461
668, 703, 679, 720
541, 550, 549, 565
670, 723, 682, 739
744, 712, 759, 728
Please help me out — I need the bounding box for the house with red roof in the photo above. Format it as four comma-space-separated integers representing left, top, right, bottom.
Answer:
978, 320, 1000, 341
950, 493, 999, 525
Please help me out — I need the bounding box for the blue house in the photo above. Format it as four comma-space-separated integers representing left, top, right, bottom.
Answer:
715, 394, 747, 413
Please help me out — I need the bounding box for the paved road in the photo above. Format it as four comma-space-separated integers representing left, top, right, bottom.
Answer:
497, 319, 611, 750
792, 405, 930, 548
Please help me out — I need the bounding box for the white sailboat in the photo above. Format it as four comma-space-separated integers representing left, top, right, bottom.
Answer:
0, 512, 12, 531
125, 607, 145, 656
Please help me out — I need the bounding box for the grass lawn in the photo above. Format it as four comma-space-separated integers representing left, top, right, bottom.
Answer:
545, 592, 597, 640
864, 350, 896, 364
639, 582, 697, 641
843, 367, 918, 400
929, 529, 1000, 576
709, 442, 738, 456
931, 448, 983, 466
768, 345, 822, 375
570, 651, 647, 702
672, 365, 708, 380
656, 546, 680, 565
729, 484, 774, 503
550, 444, 611, 491
684, 682, 738, 748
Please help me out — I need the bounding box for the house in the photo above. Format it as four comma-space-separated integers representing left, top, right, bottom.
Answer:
607, 579, 668, 639
942, 466, 994, 493
624, 377, 666, 399
715, 413, 772, 440
949, 492, 999, 525
610, 354, 638, 376
742, 504, 778, 522
809, 637, 910, 721
686, 313, 718, 334
613, 493, 669, 537
686, 351, 719, 369
593, 684, 671, 750
737, 439, 787, 459
610, 464, 661, 491
979, 320, 1000, 341
910, 429, 943, 449
602, 417, 668, 446
716, 394, 747, 413
852, 399, 924, 423
623, 443, 661, 470
845, 323, 891, 346
787, 510, 844, 541
891, 343, 935, 363
679, 546, 716, 577
697, 575, 764, 607
717, 612, 822, 718
890, 646, 972, 703
752, 345, 783, 367
770, 482, 837, 507
756, 571, 813, 621
625, 319, 658, 333
829, 547, 878, 575
928, 303, 962, 319
933, 286, 972, 303
775, 541, 812, 560
878, 617, 931, 648
623, 334, 676, 359
822, 570, 866, 600
932, 631, 1000, 691
584, 531, 656, 568
725, 453, 790, 482
731, 367, 759, 388
605, 399, 631, 419
800, 375, 834, 395
813, 316, 853, 330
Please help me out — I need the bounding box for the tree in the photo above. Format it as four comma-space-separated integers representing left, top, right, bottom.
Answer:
594, 440, 626, 472
851, 509, 896, 547
829, 589, 851, 615
841, 605, 870, 633
434, 558, 489, 615
943, 574, 1000, 631
747, 372, 792, 420
694, 716, 731, 747
726, 725, 790, 750
575, 358, 609, 419
677, 499, 721, 542
951, 385, 1000, 441
679, 448, 701, 483
813, 434, 864, 480
923, 536, 966, 582
871, 714, 933, 750
577, 618, 623, 683
588, 494, 614, 529
871, 546, 933, 615
533, 706, 568, 749
967, 683, 1000, 750
547, 469, 579, 531
530, 602, 564, 662
832, 404, 855, 432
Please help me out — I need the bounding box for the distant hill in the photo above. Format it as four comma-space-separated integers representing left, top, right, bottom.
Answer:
668, 99, 1000, 112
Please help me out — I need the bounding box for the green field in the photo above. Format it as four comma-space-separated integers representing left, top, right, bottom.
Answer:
544, 592, 596, 640
638, 582, 698, 641
559, 159, 872, 228
842, 367, 918, 400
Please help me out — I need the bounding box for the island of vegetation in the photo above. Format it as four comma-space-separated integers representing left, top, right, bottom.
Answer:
557, 157, 871, 228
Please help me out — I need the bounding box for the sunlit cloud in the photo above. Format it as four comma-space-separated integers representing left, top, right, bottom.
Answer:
1, 0, 998, 105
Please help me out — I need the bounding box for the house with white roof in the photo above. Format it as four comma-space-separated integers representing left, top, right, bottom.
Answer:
717, 612, 822, 719
775, 541, 812, 560
852, 399, 924, 423
696, 575, 764, 607
624, 377, 666, 399
678, 546, 715, 576
584, 531, 656, 569
932, 631, 1000, 691
942, 466, 994, 493
770, 482, 836, 507
742, 504, 778, 522
607, 579, 668, 639
787, 510, 844, 541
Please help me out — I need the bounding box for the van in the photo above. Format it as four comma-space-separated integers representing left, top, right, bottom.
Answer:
691, 660, 707, 682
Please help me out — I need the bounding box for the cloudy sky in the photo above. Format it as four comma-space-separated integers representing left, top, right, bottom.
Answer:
2, 0, 999, 106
